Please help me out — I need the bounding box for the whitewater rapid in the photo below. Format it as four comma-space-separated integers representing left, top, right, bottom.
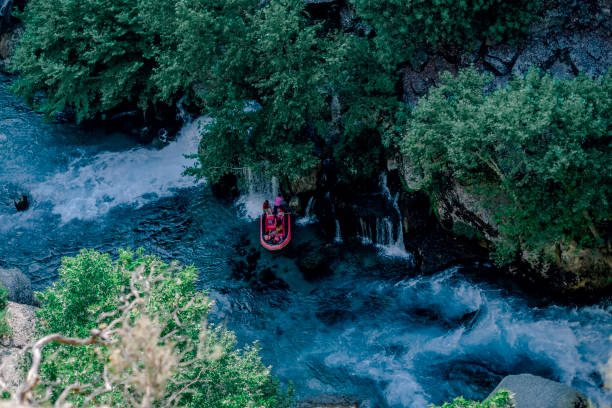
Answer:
27, 118, 209, 223
1, 75, 611, 407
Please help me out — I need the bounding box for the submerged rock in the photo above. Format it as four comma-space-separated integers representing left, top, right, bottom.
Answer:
488, 374, 588, 408
297, 252, 331, 281
0, 267, 34, 305
13, 193, 27, 211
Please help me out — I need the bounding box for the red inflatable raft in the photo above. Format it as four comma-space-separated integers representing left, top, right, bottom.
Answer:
260, 212, 292, 251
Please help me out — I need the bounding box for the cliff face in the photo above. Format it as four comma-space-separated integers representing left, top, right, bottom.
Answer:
396, 0, 612, 295
400, 0, 611, 107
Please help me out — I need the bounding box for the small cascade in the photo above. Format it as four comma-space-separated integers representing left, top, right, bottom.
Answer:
297, 196, 317, 226
358, 217, 373, 244
334, 219, 343, 243
236, 168, 279, 220
354, 173, 411, 258
378, 173, 410, 258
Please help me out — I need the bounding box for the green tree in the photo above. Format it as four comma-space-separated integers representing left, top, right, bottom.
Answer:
431, 390, 514, 408
12, 0, 155, 122
401, 68, 612, 264
34, 249, 286, 408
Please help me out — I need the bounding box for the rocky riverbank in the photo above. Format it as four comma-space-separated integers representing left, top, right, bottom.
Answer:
0, 301, 36, 390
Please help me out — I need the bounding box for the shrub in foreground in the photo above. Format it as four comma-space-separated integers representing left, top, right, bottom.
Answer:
23, 249, 287, 407
431, 390, 514, 408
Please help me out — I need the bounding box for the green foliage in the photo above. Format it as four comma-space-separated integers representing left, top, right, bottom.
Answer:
35, 249, 286, 408
0, 284, 10, 338
401, 67, 612, 264
0, 309, 10, 338
11, 0, 154, 122
0, 284, 8, 310
349, 0, 540, 65
12, 0, 543, 184
431, 390, 514, 408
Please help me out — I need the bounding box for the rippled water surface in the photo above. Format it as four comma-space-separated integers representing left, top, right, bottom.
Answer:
1, 74, 611, 407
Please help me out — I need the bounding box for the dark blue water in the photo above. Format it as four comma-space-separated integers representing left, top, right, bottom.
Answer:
1, 74, 611, 407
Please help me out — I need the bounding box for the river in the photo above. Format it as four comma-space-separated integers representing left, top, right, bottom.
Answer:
1, 74, 611, 407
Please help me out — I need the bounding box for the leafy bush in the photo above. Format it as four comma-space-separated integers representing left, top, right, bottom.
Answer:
0, 310, 10, 338
431, 390, 514, 407
0, 284, 8, 310
0, 284, 9, 338
34, 249, 287, 408
401, 68, 612, 264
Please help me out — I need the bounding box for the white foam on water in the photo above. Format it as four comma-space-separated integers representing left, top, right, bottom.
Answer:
297, 196, 317, 226
334, 219, 343, 243
29, 117, 209, 223
377, 173, 411, 259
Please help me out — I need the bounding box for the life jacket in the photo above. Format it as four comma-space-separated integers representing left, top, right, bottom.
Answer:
265, 215, 276, 232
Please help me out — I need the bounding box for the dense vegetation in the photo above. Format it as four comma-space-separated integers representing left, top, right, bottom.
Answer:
31, 249, 287, 407
11, 0, 540, 183
399, 68, 612, 264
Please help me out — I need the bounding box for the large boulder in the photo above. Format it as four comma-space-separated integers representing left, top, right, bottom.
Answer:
0, 268, 34, 305
298, 395, 358, 408
488, 374, 588, 408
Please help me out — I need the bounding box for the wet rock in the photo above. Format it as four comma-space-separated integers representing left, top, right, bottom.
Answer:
290, 166, 319, 195
0, 23, 23, 70
298, 394, 359, 408
488, 374, 588, 408
13, 194, 28, 211
338, 4, 355, 31
0, 268, 34, 306
211, 173, 239, 198
297, 252, 331, 281
289, 196, 301, 213
399, 190, 432, 236
512, 41, 556, 76
567, 31, 612, 77
548, 60, 575, 79
410, 74, 427, 96
484, 44, 518, 76
410, 48, 430, 72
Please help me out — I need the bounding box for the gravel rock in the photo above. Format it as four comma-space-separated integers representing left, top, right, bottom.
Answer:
0, 301, 37, 390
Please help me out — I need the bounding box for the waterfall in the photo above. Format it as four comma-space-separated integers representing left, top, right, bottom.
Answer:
235, 167, 279, 220
354, 173, 411, 258
297, 196, 317, 226
377, 173, 410, 258
334, 219, 343, 243
28, 116, 209, 224
358, 217, 373, 244
378, 173, 410, 258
